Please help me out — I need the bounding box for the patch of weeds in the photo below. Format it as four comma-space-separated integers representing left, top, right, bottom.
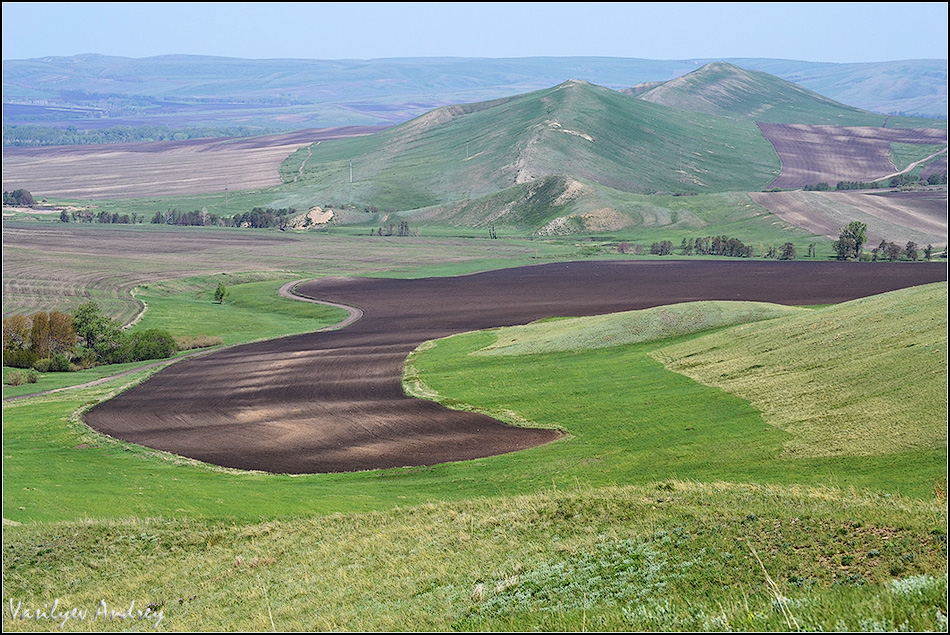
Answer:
458, 538, 688, 626
887, 573, 946, 597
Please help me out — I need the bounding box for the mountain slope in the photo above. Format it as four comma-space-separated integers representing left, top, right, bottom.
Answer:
627, 62, 906, 125
286, 80, 781, 209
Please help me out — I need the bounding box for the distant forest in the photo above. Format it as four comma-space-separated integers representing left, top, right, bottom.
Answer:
2, 124, 280, 147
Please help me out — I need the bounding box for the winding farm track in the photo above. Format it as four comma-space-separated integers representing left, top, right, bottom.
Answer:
83, 260, 947, 474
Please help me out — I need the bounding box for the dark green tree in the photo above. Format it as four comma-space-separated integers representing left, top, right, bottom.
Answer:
72, 301, 124, 363
214, 283, 228, 304
832, 222, 868, 260
905, 241, 919, 261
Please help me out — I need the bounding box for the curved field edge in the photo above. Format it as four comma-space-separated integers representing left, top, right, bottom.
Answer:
402, 292, 947, 498
652, 282, 948, 458
2, 481, 946, 632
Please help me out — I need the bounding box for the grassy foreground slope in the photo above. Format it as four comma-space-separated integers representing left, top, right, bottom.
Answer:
2, 482, 946, 632
3, 281, 947, 632
653, 282, 948, 458
475, 301, 809, 356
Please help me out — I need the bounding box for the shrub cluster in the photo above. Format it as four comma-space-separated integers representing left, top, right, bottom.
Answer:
5, 368, 39, 386
3, 302, 179, 374
150, 206, 299, 229
2, 189, 34, 206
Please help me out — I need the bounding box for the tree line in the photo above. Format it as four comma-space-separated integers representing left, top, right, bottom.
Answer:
3, 124, 281, 148
61, 210, 140, 224
149, 207, 298, 228
832, 221, 941, 261
804, 173, 947, 191
617, 235, 804, 260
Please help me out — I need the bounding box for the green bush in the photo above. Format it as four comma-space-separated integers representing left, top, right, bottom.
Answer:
6, 370, 27, 386
72, 348, 98, 369
2, 348, 38, 369
122, 329, 178, 362
32, 353, 72, 373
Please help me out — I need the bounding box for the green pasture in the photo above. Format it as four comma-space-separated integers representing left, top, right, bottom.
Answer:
654, 282, 948, 459
132, 277, 349, 345
888, 143, 947, 173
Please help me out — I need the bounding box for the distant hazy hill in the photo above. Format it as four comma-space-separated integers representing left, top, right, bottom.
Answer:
626, 62, 894, 125
2, 55, 945, 135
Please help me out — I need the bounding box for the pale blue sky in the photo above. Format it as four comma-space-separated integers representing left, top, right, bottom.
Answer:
2, 2, 947, 63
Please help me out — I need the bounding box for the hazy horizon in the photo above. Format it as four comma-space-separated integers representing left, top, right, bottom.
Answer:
3, 2, 947, 64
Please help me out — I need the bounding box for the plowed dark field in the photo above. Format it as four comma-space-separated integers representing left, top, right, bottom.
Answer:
84, 260, 947, 474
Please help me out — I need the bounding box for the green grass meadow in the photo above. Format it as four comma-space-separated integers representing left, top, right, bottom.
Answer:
3, 272, 947, 631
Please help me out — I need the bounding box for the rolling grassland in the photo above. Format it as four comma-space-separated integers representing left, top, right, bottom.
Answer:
3, 280, 946, 631
2, 59, 946, 633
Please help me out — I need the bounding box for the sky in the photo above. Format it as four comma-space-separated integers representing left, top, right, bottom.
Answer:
2, 2, 948, 64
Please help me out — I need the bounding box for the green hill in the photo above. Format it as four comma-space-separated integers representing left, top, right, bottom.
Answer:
628, 62, 924, 126
283, 79, 781, 211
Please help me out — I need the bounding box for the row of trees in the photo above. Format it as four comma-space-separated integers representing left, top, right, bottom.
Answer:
832, 221, 940, 261
369, 221, 414, 237
3, 124, 280, 148
804, 172, 947, 192
149, 207, 298, 228
3, 302, 177, 371
61, 210, 139, 224
871, 240, 936, 262
618, 235, 803, 260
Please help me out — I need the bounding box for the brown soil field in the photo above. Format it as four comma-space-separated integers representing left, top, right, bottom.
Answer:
920, 153, 948, 181
83, 260, 948, 475
749, 188, 948, 246
758, 123, 948, 189
1, 127, 378, 199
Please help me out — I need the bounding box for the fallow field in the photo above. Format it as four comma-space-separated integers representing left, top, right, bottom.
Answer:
757, 123, 948, 189
1, 127, 380, 200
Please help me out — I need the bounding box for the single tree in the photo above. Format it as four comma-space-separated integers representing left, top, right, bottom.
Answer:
885, 241, 903, 262
905, 241, 919, 261
833, 222, 868, 260
779, 243, 797, 260
214, 283, 228, 304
